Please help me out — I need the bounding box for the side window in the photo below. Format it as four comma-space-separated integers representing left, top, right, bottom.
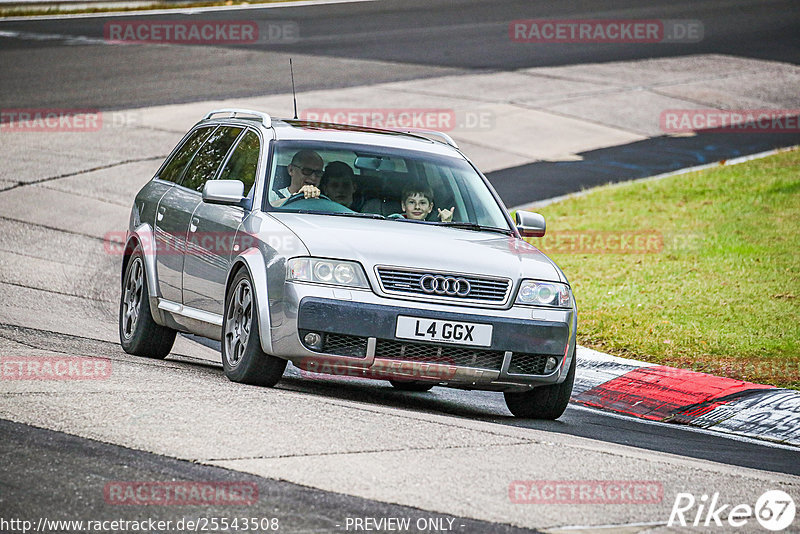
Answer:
218, 130, 260, 197
180, 126, 243, 192
158, 127, 214, 183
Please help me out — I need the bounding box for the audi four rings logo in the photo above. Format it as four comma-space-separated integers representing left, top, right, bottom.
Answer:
420, 275, 471, 296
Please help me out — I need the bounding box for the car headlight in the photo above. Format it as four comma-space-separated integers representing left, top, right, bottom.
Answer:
516, 280, 571, 308
287, 258, 369, 288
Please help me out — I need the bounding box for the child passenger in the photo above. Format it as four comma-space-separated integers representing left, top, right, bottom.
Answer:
395, 185, 454, 222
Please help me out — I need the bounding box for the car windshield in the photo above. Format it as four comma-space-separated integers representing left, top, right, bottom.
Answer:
264, 140, 511, 231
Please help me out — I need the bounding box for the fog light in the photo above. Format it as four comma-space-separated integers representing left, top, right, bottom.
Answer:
303, 332, 323, 349
545, 357, 558, 373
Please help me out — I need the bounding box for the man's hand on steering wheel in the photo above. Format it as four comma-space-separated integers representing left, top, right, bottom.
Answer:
298, 184, 321, 199
280, 186, 332, 207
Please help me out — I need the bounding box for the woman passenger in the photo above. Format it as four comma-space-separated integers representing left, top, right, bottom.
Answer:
320, 161, 359, 209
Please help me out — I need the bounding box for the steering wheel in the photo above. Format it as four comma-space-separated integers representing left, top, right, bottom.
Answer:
280, 192, 333, 206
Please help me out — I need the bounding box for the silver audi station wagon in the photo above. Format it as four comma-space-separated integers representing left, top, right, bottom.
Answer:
119, 109, 577, 419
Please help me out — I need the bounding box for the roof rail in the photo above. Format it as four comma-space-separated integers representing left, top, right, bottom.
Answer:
402, 129, 459, 149
203, 108, 272, 128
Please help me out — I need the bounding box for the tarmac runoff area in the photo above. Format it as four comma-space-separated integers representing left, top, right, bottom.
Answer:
0, 54, 799, 531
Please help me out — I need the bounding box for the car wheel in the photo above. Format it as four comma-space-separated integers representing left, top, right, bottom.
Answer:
389, 380, 435, 392
222, 269, 287, 386
119, 245, 176, 358
503, 351, 576, 420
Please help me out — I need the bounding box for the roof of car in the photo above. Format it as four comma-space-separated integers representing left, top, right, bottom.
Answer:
199, 114, 463, 158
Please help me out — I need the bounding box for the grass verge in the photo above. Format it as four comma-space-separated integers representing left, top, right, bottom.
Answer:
529, 148, 800, 389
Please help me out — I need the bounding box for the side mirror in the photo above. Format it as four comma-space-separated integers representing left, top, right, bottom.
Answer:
515, 210, 546, 237
202, 180, 244, 205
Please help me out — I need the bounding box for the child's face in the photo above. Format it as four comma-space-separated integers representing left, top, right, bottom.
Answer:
402, 193, 433, 220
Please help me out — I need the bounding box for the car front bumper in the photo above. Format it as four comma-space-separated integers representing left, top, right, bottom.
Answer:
265, 282, 576, 391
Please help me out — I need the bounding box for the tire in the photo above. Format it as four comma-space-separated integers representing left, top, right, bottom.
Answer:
222, 269, 287, 386
503, 351, 576, 420
119, 245, 176, 358
389, 380, 435, 392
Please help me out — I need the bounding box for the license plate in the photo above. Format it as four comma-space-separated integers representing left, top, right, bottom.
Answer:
395, 316, 493, 347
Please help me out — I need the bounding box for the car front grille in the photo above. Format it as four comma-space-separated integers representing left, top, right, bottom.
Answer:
324, 333, 368, 357
376, 267, 511, 304
300, 331, 554, 376
374, 338, 505, 371
301, 332, 368, 358
508, 353, 550, 375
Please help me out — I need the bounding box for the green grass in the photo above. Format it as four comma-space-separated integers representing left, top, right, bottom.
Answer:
529, 148, 800, 389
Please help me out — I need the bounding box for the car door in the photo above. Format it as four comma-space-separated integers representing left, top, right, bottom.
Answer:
152, 125, 215, 303
183, 128, 262, 316
155, 125, 242, 305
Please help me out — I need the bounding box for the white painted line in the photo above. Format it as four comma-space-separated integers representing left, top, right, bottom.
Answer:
0, 28, 108, 43
577, 345, 654, 368
0, 0, 381, 21
572, 346, 655, 395
512, 145, 800, 212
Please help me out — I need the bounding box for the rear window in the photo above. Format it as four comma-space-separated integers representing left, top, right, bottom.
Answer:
180, 127, 243, 192
218, 129, 260, 197
158, 126, 214, 183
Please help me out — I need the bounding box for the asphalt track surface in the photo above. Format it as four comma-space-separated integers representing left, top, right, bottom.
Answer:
1, 0, 799, 202
1, 0, 800, 531
0, 0, 799, 109
0, 419, 537, 533
1, 324, 799, 531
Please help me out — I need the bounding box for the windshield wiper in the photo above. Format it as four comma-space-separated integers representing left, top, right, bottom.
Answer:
327, 211, 387, 220
276, 209, 387, 220
438, 221, 513, 235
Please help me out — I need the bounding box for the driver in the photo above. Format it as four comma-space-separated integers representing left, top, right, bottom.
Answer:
270, 149, 324, 206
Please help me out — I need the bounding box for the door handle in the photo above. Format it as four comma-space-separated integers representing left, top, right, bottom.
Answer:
157, 206, 165, 221
189, 217, 199, 233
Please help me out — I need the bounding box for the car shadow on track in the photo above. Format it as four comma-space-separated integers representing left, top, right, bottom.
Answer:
173, 336, 800, 476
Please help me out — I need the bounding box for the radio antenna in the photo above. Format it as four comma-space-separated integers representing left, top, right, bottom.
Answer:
290, 58, 298, 120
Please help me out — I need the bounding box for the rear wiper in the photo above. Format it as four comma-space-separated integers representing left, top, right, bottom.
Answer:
438, 221, 513, 235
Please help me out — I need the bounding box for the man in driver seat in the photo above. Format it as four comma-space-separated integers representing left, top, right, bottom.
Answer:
270, 149, 324, 206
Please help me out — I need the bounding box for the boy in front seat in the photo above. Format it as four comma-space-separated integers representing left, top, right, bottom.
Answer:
396, 185, 454, 222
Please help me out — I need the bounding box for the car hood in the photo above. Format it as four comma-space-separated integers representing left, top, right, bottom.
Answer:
270, 213, 562, 282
